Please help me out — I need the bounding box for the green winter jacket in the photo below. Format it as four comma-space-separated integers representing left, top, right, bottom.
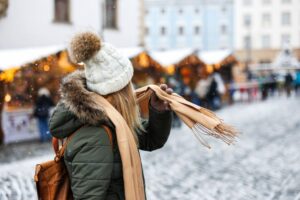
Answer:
49, 71, 172, 200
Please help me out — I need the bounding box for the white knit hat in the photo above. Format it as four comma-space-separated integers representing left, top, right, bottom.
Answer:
68, 32, 134, 95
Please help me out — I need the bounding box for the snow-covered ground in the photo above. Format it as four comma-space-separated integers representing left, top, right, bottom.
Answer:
0, 97, 300, 200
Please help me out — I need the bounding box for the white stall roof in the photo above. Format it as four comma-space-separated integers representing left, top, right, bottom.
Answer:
0, 45, 65, 70
119, 47, 144, 59
199, 49, 232, 65
149, 48, 195, 66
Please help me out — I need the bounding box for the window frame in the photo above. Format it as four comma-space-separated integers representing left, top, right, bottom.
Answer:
53, 0, 71, 24
261, 35, 271, 49
194, 26, 201, 35
221, 24, 227, 35
104, 0, 118, 29
282, 0, 292, 4
243, 14, 252, 27
160, 26, 166, 36
243, 0, 252, 6
281, 34, 291, 45
262, 13, 271, 27
281, 12, 291, 26
178, 26, 184, 35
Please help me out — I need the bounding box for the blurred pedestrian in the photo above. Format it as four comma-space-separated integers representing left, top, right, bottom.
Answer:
168, 77, 181, 94
294, 70, 300, 96
269, 73, 277, 96
228, 80, 236, 104
195, 76, 211, 108
168, 77, 182, 128
213, 72, 225, 107
33, 88, 54, 142
206, 76, 220, 110
284, 72, 294, 97
259, 74, 268, 100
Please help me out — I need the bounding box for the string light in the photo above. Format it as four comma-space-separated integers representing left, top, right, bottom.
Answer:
206, 65, 214, 74
0, 67, 19, 82
4, 94, 11, 102
166, 65, 175, 75
215, 63, 221, 70
139, 52, 150, 68
43, 65, 50, 72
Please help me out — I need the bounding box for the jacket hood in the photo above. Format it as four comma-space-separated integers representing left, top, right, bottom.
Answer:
49, 70, 109, 138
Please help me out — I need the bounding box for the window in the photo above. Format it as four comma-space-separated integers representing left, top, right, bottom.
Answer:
281, 34, 291, 45
105, 0, 118, 29
178, 26, 184, 35
161, 26, 166, 35
0, 0, 8, 18
244, 36, 251, 49
282, 12, 291, 25
282, 0, 291, 3
243, 0, 252, 5
145, 27, 149, 35
262, 35, 271, 48
221, 6, 227, 13
194, 26, 200, 35
262, 13, 271, 27
221, 25, 227, 34
244, 14, 251, 27
259, 59, 271, 64
54, 0, 70, 23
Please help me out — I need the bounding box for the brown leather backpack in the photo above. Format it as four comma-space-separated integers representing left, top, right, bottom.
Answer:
34, 126, 112, 200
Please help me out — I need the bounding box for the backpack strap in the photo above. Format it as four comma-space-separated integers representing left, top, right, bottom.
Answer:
52, 125, 113, 162
53, 126, 83, 161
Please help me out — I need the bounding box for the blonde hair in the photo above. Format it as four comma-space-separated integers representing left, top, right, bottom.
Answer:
106, 82, 143, 144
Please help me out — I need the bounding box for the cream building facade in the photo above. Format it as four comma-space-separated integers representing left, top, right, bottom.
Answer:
234, 0, 300, 64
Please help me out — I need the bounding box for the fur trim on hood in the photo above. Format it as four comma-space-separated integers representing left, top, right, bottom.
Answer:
60, 70, 108, 125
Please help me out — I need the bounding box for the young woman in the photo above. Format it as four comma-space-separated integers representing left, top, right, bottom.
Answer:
49, 32, 173, 200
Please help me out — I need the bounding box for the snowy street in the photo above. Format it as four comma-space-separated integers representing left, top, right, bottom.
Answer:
0, 97, 300, 200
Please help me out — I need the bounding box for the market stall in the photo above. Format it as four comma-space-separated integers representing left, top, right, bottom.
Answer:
199, 50, 240, 105
0, 45, 78, 144
149, 49, 205, 90
199, 49, 238, 83
129, 50, 164, 87
0, 46, 166, 143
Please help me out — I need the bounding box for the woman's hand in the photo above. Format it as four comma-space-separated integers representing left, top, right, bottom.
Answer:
150, 84, 173, 111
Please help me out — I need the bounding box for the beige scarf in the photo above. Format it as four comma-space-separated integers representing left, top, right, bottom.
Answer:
92, 84, 238, 200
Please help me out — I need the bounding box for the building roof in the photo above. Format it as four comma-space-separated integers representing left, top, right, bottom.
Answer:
199, 49, 232, 65
119, 47, 144, 59
149, 48, 195, 66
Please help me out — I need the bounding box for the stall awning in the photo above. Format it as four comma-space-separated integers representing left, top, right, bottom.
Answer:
119, 47, 144, 59
199, 49, 232, 65
149, 48, 195, 66
0, 45, 65, 70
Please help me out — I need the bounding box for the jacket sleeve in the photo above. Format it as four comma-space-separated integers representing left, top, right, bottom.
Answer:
64, 126, 114, 200
137, 103, 173, 151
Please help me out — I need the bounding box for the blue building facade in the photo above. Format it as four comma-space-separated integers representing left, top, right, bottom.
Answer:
144, 0, 234, 51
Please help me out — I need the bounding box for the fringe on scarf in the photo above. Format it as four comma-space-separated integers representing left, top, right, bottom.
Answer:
136, 85, 239, 149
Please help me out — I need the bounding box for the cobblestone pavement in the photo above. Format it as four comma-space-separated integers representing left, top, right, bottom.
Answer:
1, 97, 300, 200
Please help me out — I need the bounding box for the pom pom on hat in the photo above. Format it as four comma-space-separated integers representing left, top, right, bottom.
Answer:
69, 32, 101, 63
